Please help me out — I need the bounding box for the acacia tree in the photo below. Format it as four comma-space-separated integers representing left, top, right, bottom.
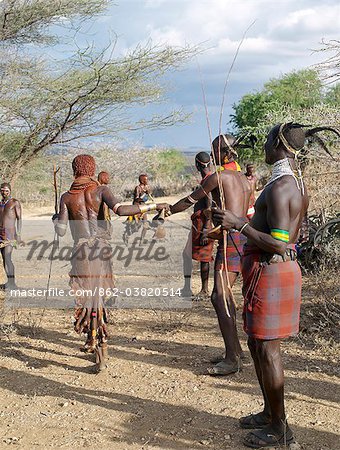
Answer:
0, 1, 195, 181
314, 39, 340, 84
0, 0, 108, 44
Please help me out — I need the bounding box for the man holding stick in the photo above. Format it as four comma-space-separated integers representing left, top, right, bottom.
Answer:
171, 134, 251, 375
212, 123, 329, 447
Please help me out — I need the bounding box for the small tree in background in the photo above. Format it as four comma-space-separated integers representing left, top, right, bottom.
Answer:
231, 69, 339, 163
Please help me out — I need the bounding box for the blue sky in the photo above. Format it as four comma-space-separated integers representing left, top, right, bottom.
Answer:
52, 0, 340, 150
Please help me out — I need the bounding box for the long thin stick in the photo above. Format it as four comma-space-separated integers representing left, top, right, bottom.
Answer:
218, 21, 256, 311
198, 61, 225, 207
198, 63, 230, 316
218, 20, 257, 136
199, 22, 256, 317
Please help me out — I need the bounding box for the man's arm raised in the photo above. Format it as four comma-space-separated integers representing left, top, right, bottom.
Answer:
170, 173, 217, 214
101, 186, 168, 216
213, 183, 292, 256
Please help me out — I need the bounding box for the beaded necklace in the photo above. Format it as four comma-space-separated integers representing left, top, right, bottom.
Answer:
265, 158, 302, 192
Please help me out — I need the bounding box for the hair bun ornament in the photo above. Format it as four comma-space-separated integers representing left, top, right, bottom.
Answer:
222, 134, 238, 157
279, 122, 339, 159
305, 126, 340, 160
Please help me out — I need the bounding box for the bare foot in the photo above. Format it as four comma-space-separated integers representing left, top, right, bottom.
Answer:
193, 290, 210, 301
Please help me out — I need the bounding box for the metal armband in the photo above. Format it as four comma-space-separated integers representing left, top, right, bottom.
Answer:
187, 195, 198, 205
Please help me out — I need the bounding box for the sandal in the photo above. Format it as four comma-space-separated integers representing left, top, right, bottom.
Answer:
207, 359, 242, 376
243, 426, 294, 448
239, 412, 271, 429
210, 352, 247, 364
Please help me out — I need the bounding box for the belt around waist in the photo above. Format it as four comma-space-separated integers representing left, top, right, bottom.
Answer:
259, 247, 297, 265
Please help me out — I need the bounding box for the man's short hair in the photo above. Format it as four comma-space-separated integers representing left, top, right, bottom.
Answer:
139, 174, 148, 183
273, 124, 306, 152
98, 171, 110, 184
72, 155, 96, 177
212, 134, 237, 158
0, 182, 11, 191
195, 152, 211, 167
270, 122, 340, 160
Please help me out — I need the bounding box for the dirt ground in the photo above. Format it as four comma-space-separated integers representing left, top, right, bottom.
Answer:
0, 204, 339, 449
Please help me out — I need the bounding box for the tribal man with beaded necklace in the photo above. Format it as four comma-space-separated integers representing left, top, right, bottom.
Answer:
212, 122, 339, 448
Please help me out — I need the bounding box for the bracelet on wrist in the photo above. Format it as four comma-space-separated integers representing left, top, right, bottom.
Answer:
139, 203, 157, 214
239, 222, 249, 234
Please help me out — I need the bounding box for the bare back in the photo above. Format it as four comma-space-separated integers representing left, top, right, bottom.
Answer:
209, 171, 251, 218
59, 185, 119, 242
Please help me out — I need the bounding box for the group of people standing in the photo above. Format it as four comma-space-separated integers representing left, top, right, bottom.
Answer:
52, 122, 311, 448
2, 121, 335, 448
170, 126, 309, 447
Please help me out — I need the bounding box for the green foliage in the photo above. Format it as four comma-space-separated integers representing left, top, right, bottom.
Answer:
324, 84, 340, 105
154, 148, 186, 179
231, 69, 339, 162
264, 69, 322, 109
231, 92, 270, 129
0, 132, 27, 160
0, 0, 108, 44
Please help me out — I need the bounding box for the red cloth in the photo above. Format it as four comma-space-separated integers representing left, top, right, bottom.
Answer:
223, 161, 241, 171
214, 231, 246, 273
246, 205, 255, 220
191, 210, 214, 262
241, 244, 301, 340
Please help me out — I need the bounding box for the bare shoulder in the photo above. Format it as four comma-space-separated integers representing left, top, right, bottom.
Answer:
201, 171, 218, 187
267, 176, 298, 198
99, 185, 111, 195
60, 191, 71, 204
238, 172, 251, 187
9, 198, 21, 208
222, 170, 249, 188
220, 170, 236, 182
100, 184, 118, 200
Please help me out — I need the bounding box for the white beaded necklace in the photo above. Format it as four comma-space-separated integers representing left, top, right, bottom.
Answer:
265, 158, 302, 192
